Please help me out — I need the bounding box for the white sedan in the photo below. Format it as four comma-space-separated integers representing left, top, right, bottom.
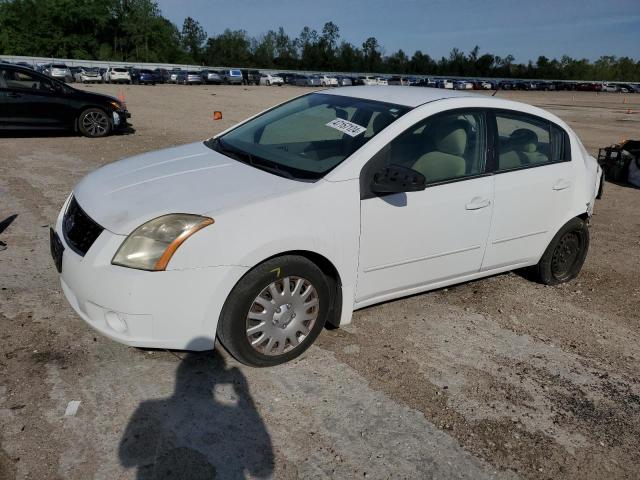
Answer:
52, 87, 602, 367
259, 73, 284, 86
319, 75, 338, 87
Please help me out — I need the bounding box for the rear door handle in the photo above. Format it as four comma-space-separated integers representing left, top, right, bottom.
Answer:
553, 179, 572, 191
465, 197, 491, 210
7, 92, 22, 98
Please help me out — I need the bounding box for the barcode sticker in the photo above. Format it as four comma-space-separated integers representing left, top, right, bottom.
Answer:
325, 118, 367, 137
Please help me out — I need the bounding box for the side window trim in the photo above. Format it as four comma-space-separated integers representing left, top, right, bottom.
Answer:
360, 107, 492, 200
489, 108, 571, 174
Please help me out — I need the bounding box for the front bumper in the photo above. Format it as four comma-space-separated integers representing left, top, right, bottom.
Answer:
112, 110, 131, 129
53, 202, 248, 350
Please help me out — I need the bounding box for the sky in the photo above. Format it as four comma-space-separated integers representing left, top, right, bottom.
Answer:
155, 0, 640, 63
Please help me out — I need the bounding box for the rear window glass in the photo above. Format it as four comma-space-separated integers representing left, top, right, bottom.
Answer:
230, 70, 242, 76
52, 64, 67, 68
113, 68, 127, 72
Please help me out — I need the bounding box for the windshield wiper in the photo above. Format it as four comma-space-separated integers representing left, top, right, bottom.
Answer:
211, 138, 294, 179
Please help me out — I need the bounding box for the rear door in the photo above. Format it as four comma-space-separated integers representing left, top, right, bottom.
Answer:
1, 67, 70, 128
482, 109, 576, 270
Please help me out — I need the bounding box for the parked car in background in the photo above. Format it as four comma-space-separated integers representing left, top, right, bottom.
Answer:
74, 67, 102, 84
388, 76, 410, 86
618, 83, 639, 93
241, 69, 261, 85
319, 75, 338, 87
221, 69, 243, 85
278, 73, 297, 85
375, 77, 388, 86
295, 75, 321, 87
104, 67, 131, 84
259, 73, 283, 86
68, 67, 82, 82
201, 69, 222, 84
154, 68, 170, 84
136, 69, 159, 85
357, 76, 378, 86
0, 64, 130, 137
42, 63, 72, 83
336, 76, 353, 87
168, 69, 182, 84
454, 80, 473, 90
178, 71, 202, 85
436, 79, 454, 89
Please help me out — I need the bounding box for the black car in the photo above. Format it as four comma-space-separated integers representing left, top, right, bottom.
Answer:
0, 64, 131, 137
241, 69, 260, 85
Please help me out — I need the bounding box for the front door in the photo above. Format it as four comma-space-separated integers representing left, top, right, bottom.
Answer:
0, 68, 69, 128
357, 109, 494, 303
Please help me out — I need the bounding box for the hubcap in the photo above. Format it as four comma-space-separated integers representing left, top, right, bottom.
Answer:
551, 231, 581, 280
82, 111, 108, 136
245, 276, 319, 356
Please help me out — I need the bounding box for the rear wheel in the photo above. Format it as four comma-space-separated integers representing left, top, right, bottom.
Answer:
530, 217, 589, 285
78, 108, 111, 138
217, 255, 332, 367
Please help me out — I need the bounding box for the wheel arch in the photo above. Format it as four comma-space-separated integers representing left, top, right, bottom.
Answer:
249, 249, 344, 329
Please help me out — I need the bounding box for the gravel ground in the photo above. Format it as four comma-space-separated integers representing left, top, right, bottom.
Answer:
1, 84, 639, 480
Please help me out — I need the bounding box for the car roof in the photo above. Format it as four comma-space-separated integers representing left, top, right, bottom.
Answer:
319, 85, 480, 107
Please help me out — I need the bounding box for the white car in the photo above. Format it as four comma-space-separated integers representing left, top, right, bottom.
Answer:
358, 76, 378, 86
51, 87, 602, 367
104, 67, 131, 84
74, 67, 103, 84
259, 73, 284, 86
319, 75, 338, 87
376, 77, 389, 86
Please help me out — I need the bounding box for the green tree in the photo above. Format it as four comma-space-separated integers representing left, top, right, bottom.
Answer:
181, 16, 206, 63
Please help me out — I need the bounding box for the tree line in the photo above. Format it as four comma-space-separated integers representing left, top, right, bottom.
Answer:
1, 0, 639, 81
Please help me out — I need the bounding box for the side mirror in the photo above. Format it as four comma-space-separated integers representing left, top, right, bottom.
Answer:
370, 164, 426, 195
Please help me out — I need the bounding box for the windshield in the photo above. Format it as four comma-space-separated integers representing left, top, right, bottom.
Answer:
206, 93, 410, 181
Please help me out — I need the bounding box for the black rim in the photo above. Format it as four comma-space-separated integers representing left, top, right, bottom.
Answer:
551, 231, 582, 280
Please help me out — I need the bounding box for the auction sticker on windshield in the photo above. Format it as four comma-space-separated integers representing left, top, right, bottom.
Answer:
325, 118, 367, 137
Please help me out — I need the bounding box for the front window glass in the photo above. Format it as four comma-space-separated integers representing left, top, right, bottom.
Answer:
371, 110, 487, 184
207, 93, 410, 180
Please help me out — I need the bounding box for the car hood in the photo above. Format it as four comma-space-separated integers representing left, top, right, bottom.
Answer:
73, 142, 302, 235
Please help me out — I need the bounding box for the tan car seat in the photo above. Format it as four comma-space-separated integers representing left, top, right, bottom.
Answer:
412, 119, 467, 182
499, 128, 548, 169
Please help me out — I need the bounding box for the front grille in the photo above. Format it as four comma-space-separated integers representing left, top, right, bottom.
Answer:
63, 197, 104, 256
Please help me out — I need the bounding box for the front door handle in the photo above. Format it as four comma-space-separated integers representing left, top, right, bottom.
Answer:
465, 197, 491, 210
553, 179, 572, 191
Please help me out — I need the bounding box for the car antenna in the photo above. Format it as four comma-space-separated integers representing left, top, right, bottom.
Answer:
491, 80, 502, 97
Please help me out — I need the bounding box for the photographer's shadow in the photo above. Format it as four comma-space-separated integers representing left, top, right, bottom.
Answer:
119, 339, 274, 479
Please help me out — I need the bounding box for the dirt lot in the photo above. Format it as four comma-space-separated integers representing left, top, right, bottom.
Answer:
1, 84, 639, 480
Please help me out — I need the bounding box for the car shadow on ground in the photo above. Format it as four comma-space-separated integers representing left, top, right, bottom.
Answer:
119, 340, 274, 480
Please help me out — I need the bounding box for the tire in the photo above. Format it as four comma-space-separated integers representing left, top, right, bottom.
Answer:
217, 255, 332, 367
530, 217, 589, 285
266, 80, 270, 86
77, 108, 112, 138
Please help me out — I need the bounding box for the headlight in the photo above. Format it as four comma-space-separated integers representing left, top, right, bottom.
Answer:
112, 214, 214, 271
109, 100, 125, 111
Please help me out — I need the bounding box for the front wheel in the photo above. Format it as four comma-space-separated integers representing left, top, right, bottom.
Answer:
530, 217, 589, 285
78, 108, 112, 138
217, 255, 332, 367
